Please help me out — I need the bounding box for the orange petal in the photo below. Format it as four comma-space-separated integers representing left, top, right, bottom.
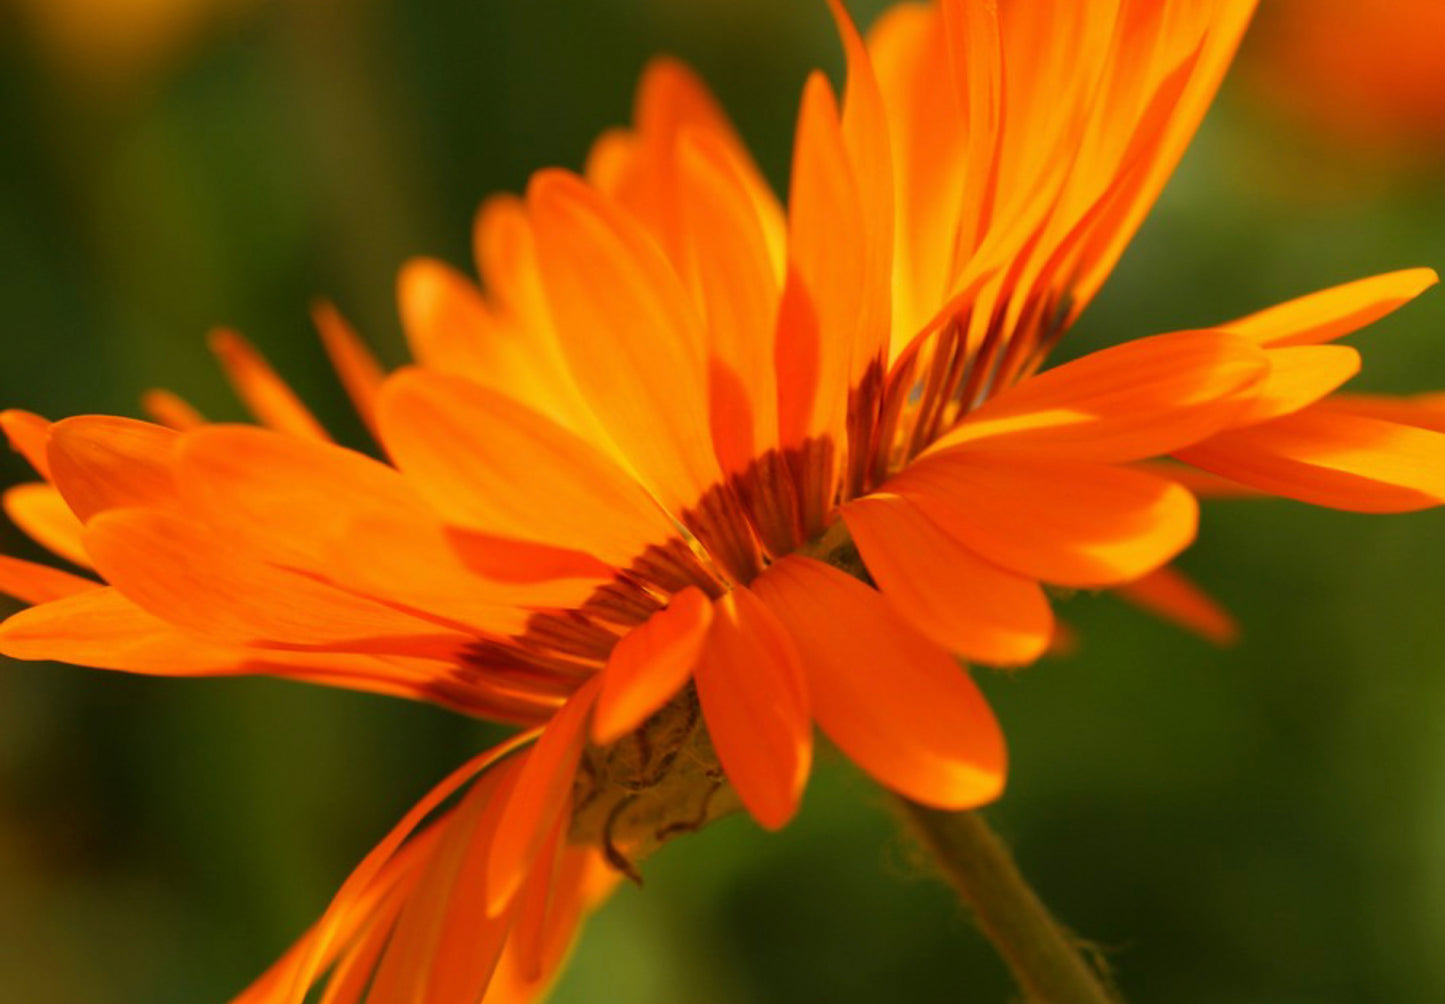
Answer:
82, 508, 463, 653
1230, 344, 1360, 426
752, 556, 1005, 809
1324, 392, 1445, 434
3, 483, 90, 568
209, 328, 331, 442
140, 389, 205, 430
1, 409, 53, 478
313, 300, 385, 438
0, 553, 98, 604
527, 169, 720, 513
1114, 566, 1238, 646
1222, 268, 1439, 348
1177, 405, 1445, 513
841, 494, 1053, 666
47, 416, 178, 521
893, 452, 1198, 587
928, 330, 1269, 462
378, 368, 674, 567
593, 587, 712, 744
176, 424, 602, 634
486, 678, 600, 915
786, 70, 861, 445
693, 587, 811, 830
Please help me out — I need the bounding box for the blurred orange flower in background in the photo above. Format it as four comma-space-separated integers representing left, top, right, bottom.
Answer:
1243, 0, 1445, 160
3, 0, 1445, 1001
8, 0, 263, 87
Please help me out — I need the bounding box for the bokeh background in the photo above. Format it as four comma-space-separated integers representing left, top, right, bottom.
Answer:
3, 1, 1445, 1001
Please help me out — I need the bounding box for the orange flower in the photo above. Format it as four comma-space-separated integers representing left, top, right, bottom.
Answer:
1242, 0, 1445, 158
3, 1, 1444, 1001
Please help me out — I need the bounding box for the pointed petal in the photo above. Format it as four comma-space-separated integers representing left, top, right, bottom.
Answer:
1, 409, 53, 478
752, 556, 1005, 809
694, 587, 811, 830
528, 169, 720, 513
378, 368, 674, 567
313, 300, 385, 438
1177, 405, 1445, 513
3, 483, 90, 568
209, 329, 331, 442
0, 554, 98, 604
928, 330, 1269, 462
487, 679, 600, 915
1115, 565, 1238, 646
1222, 268, 1439, 347
140, 390, 206, 430
841, 494, 1053, 665
593, 587, 712, 745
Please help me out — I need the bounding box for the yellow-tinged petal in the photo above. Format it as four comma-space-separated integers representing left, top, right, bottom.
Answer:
3, 483, 90, 568
1222, 268, 1439, 347
528, 169, 721, 513
753, 556, 1005, 809
694, 587, 811, 830
1230, 344, 1360, 426
891, 452, 1198, 588
593, 587, 712, 745
928, 330, 1269, 461
209, 329, 331, 442
841, 494, 1053, 666
379, 368, 674, 568
140, 389, 205, 431
47, 415, 178, 521
1177, 405, 1445, 513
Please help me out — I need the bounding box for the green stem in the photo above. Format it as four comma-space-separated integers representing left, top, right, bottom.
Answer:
896, 800, 1120, 1004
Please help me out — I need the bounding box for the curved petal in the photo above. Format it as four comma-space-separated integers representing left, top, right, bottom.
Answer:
208, 329, 330, 442
378, 368, 674, 567
0, 553, 98, 604
1, 409, 53, 478
1222, 268, 1439, 347
841, 494, 1053, 666
593, 587, 712, 745
1177, 404, 1445, 513
892, 452, 1198, 588
693, 587, 811, 830
928, 330, 1270, 461
47, 415, 178, 521
752, 556, 1005, 809
313, 300, 385, 439
3, 483, 90, 568
1230, 344, 1360, 426
527, 169, 720, 514
1114, 565, 1238, 646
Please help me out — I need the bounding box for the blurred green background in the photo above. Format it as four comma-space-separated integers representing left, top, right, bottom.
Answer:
3, 1, 1445, 1001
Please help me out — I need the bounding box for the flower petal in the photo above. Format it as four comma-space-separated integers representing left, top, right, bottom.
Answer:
1114, 566, 1238, 646
47, 415, 178, 521
378, 368, 674, 568
892, 452, 1198, 588
1222, 268, 1439, 347
3, 482, 90, 568
1231, 344, 1360, 426
1, 409, 53, 478
752, 556, 1005, 809
593, 586, 712, 745
486, 679, 600, 915
928, 329, 1269, 461
209, 328, 331, 442
528, 169, 720, 514
1177, 405, 1445, 513
693, 587, 811, 830
841, 494, 1053, 665
0, 553, 98, 604
313, 300, 385, 438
